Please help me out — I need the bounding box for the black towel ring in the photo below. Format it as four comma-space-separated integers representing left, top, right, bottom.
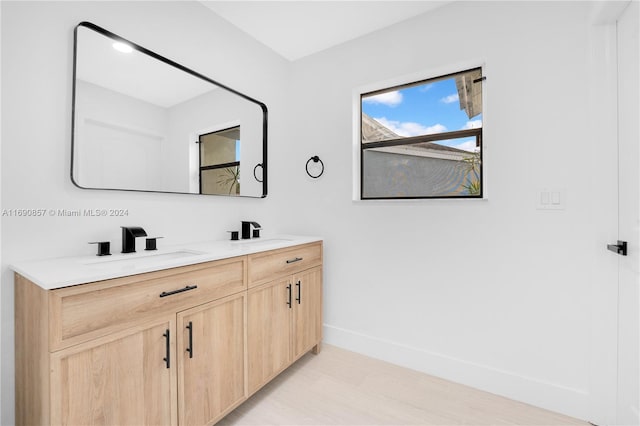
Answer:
253, 163, 263, 182
305, 156, 324, 179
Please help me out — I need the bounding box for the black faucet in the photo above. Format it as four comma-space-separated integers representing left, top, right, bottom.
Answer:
241, 221, 261, 240
121, 226, 147, 253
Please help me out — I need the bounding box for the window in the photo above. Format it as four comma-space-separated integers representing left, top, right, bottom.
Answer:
199, 126, 241, 195
360, 67, 484, 199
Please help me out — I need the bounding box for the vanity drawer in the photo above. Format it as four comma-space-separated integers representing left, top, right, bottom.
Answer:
49, 256, 246, 351
248, 242, 322, 287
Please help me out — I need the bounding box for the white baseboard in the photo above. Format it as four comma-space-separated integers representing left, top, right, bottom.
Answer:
323, 324, 589, 421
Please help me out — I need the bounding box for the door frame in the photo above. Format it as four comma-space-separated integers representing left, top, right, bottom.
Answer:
614, 1, 639, 423
587, 2, 636, 424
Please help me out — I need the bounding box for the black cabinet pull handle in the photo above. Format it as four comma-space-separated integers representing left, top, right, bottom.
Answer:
186, 321, 193, 359
286, 257, 303, 264
163, 329, 170, 369
287, 284, 292, 308
159, 285, 198, 298
296, 280, 301, 304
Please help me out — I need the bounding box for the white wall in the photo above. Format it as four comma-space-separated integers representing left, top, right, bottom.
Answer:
1, 1, 625, 424
0, 2, 289, 424
273, 1, 606, 421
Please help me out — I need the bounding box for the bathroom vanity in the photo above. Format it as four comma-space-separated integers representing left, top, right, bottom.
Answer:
13, 236, 322, 426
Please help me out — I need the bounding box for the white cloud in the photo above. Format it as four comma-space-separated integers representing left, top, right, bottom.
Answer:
453, 139, 478, 152
440, 93, 459, 104
462, 119, 483, 129
362, 91, 403, 107
373, 117, 446, 137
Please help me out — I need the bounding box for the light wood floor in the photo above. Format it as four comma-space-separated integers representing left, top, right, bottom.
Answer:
219, 344, 588, 426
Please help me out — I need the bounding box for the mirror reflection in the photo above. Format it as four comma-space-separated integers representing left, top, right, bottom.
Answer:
72, 22, 267, 197
199, 126, 241, 195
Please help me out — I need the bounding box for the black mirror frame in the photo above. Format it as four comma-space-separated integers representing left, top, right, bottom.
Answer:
71, 21, 268, 198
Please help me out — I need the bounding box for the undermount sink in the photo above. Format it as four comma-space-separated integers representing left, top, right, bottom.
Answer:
83, 250, 205, 269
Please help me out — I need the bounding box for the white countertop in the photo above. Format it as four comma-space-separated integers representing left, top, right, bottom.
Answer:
11, 235, 322, 290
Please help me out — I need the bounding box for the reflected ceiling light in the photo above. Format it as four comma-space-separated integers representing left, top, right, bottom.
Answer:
112, 42, 133, 53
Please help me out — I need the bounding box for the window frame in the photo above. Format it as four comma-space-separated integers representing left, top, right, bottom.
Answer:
359, 67, 484, 201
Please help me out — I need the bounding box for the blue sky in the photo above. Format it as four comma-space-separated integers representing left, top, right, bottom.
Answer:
362, 77, 482, 152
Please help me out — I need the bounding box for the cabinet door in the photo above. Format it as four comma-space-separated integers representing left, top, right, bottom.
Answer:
50, 318, 176, 426
247, 278, 292, 394
177, 292, 247, 426
293, 267, 323, 359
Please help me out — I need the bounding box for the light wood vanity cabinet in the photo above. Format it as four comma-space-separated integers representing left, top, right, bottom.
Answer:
15, 241, 322, 426
49, 316, 176, 425
247, 243, 323, 395
16, 255, 247, 426
48, 256, 245, 352
247, 242, 322, 288
247, 277, 293, 393
292, 267, 323, 359
177, 293, 247, 426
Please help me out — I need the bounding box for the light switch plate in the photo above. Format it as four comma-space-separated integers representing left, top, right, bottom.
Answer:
537, 188, 566, 210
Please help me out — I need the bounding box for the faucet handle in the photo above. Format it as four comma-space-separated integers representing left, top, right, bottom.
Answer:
89, 241, 111, 256
227, 231, 239, 241
145, 237, 163, 251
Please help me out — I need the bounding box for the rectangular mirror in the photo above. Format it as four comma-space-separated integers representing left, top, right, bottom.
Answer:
71, 22, 267, 197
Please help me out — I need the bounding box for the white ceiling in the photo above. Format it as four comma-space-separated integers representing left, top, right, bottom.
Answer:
201, 1, 451, 61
